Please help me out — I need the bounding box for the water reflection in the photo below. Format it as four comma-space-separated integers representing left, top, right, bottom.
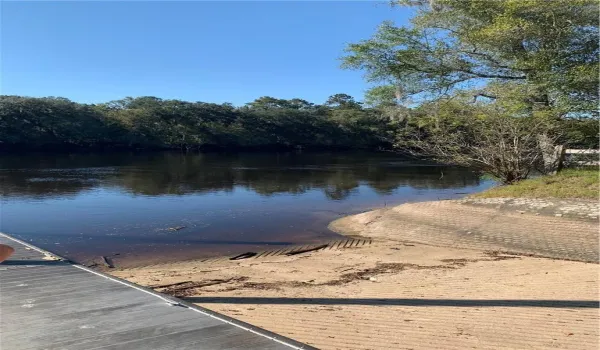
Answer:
0, 151, 493, 267
1, 151, 482, 199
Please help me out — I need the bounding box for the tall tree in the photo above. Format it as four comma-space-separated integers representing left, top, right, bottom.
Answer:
245, 96, 291, 110
343, 0, 598, 114
343, 0, 599, 181
325, 94, 363, 110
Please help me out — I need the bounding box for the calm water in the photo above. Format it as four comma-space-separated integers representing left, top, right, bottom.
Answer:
0, 151, 494, 267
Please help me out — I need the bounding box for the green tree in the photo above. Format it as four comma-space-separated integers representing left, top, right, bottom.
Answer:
344, 0, 598, 113
245, 96, 291, 110
364, 86, 400, 108
343, 0, 599, 181
325, 94, 363, 110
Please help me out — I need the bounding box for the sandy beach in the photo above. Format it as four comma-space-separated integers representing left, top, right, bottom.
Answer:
110, 199, 599, 349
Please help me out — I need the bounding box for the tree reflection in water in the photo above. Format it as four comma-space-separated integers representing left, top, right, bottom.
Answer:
1, 151, 483, 199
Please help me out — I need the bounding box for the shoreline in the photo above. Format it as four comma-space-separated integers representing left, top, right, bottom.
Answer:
110, 197, 599, 349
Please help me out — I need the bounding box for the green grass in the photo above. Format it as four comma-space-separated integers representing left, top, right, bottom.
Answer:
473, 168, 599, 199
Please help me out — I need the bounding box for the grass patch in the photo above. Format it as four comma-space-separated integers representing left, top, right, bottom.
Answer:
473, 168, 599, 199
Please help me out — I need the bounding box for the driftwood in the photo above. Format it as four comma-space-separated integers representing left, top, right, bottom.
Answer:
151, 280, 193, 289
230, 252, 257, 260
151, 278, 241, 290
189, 279, 237, 288
152, 278, 246, 297
101, 256, 115, 268
286, 244, 328, 256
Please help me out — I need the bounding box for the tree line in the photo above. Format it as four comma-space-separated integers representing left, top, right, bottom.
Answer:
0, 91, 595, 157
0, 94, 394, 151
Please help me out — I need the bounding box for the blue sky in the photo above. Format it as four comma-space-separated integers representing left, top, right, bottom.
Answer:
1, 1, 413, 105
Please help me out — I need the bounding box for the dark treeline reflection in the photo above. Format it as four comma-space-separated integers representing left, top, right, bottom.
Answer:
1, 152, 482, 200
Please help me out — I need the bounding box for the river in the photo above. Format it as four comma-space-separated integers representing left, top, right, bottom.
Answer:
0, 151, 494, 267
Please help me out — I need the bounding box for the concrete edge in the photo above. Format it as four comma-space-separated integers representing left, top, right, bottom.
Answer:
0, 232, 318, 350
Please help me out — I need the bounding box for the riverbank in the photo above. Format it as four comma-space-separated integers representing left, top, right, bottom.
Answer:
111, 197, 599, 349
471, 169, 598, 200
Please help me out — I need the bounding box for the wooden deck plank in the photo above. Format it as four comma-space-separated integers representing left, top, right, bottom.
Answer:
0, 232, 313, 350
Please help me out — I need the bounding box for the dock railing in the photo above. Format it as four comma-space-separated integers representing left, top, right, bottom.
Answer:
563, 149, 600, 166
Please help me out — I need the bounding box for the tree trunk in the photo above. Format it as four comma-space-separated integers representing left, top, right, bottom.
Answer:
538, 134, 565, 175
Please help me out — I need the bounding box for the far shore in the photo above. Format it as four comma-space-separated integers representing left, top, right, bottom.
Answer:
111, 196, 600, 350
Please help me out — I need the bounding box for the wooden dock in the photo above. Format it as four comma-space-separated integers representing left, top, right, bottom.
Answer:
0, 233, 315, 350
